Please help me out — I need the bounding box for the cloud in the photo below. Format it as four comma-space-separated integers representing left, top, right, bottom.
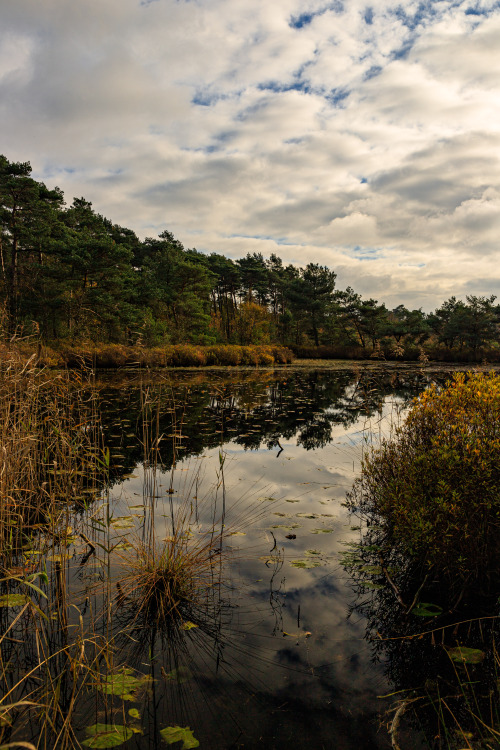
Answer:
1, 0, 500, 310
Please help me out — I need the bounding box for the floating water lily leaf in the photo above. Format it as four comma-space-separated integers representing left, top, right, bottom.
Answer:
97, 669, 150, 700
273, 512, 287, 517
0, 594, 30, 607
258, 496, 276, 502
363, 581, 384, 590
285, 499, 299, 503
110, 517, 135, 529
290, 559, 322, 569
447, 647, 485, 664
305, 549, 321, 556
258, 555, 281, 565
226, 531, 246, 537
310, 528, 333, 534
296, 513, 318, 519
412, 602, 443, 617
160, 725, 199, 749
181, 621, 198, 631
128, 709, 140, 719
112, 542, 134, 551
271, 524, 300, 530
82, 723, 133, 748
164, 666, 192, 684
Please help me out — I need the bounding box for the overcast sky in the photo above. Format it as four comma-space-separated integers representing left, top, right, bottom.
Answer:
2, 0, 500, 310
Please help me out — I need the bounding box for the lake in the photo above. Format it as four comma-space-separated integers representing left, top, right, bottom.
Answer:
0, 364, 473, 749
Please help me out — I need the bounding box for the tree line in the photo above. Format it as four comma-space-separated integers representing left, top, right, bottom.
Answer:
1, 153, 499, 360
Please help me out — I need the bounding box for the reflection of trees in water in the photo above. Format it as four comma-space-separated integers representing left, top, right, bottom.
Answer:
96, 368, 436, 481
344, 518, 500, 748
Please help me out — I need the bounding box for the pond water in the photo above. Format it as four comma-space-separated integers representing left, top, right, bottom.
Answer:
2, 365, 460, 749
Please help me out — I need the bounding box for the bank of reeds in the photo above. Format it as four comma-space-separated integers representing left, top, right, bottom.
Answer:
0, 352, 103, 561
3, 343, 294, 369
0, 353, 109, 749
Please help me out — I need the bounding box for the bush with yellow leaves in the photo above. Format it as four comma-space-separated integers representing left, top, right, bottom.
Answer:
348, 371, 500, 596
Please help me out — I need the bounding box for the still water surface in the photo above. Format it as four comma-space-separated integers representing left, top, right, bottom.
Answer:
90, 366, 437, 749
6, 365, 459, 749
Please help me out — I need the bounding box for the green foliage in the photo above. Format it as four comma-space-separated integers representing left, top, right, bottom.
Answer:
2, 151, 500, 360
96, 668, 151, 701
348, 372, 500, 594
160, 725, 199, 748
82, 724, 134, 748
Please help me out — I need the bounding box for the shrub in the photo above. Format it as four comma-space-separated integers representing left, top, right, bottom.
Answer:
168, 345, 207, 367
205, 345, 242, 366
348, 372, 500, 596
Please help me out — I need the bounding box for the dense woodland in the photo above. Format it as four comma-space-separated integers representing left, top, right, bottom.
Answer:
2, 153, 500, 361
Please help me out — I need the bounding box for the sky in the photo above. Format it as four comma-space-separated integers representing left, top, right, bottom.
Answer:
1, 0, 500, 311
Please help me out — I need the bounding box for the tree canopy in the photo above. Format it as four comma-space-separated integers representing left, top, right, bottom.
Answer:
1, 153, 499, 360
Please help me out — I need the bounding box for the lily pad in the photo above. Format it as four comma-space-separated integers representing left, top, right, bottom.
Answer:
160, 725, 199, 749
97, 669, 150, 700
82, 723, 133, 748
296, 513, 319, 519
290, 559, 322, 569
271, 524, 300, 530
258, 496, 277, 502
0, 594, 30, 607
411, 602, 443, 617
310, 528, 333, 534
447, 647, 485, 664
110, 517, 135, 529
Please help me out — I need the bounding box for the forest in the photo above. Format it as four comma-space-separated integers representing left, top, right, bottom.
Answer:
1, 153, 499, 361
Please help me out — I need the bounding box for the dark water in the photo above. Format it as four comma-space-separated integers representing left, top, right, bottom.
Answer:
3, 366, 454, 749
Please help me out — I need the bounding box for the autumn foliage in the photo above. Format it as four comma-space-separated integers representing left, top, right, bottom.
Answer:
349, 372, 500, 592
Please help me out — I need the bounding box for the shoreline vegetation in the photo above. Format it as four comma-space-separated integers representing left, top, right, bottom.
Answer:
2, 154, 500, 364
3, 341, 500, 371
344, 371, 500, 748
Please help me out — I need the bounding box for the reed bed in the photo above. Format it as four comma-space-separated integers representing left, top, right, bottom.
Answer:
0, 358, 240, 748
9, 343, 295, 369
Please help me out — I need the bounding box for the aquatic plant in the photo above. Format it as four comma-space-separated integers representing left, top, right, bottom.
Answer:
347, 371, 500, 600
115, 530, 222, 625
344, 371, 500, 748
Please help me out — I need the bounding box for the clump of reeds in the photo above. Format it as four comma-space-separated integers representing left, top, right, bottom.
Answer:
116, 530, 221, 625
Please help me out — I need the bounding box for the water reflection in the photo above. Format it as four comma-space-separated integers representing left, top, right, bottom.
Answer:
4, 366, 452, 749
344, 457, 500, 749
97, 368, 433, 483
92, 367, 436, 748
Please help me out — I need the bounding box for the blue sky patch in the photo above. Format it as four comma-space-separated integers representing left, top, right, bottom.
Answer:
364, 65, 382, 81
326, 87, 350, 107
258, 80, 311, 94
289, 2, 344, 28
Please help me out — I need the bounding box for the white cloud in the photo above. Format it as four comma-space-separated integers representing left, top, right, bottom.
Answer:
1, 0, 500, 310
